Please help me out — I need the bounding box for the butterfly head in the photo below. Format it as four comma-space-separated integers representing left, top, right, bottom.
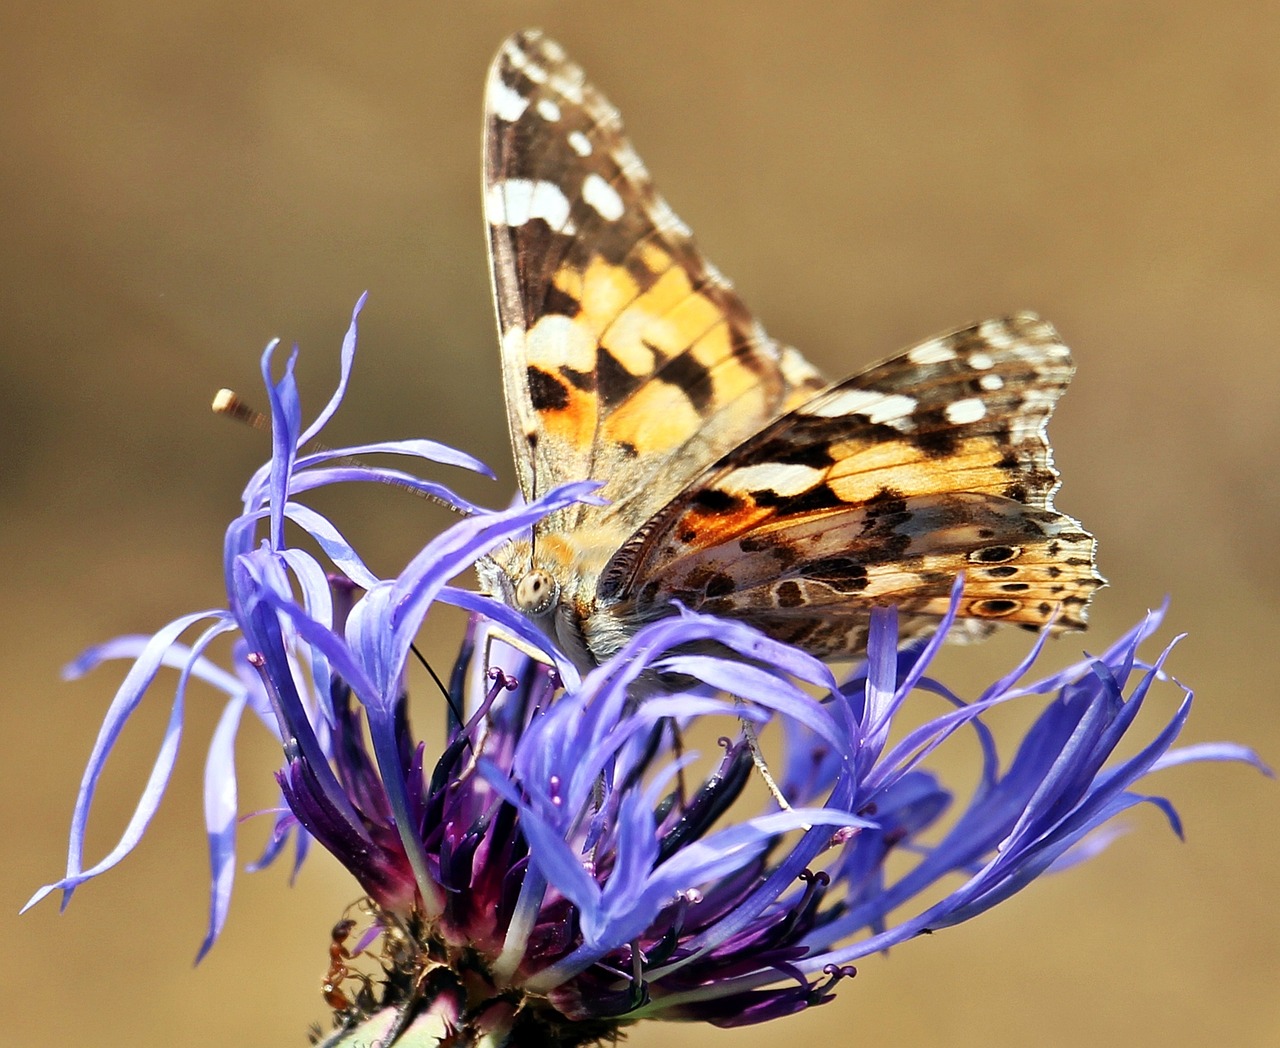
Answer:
477, 532, 632, 672
476, 536, 580, 651
475, 539, 538, 614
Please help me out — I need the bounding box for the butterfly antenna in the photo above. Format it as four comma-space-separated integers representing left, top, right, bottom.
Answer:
212, 389, 475, 517
670, 720, 689, 809
527, 442, 539, 564
409, 641, 470, 732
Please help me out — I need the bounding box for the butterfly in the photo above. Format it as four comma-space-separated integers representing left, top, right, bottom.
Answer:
475, 29, 1104, 673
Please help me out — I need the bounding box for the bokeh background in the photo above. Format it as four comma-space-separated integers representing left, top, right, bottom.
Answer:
5, 4, 1278, 1047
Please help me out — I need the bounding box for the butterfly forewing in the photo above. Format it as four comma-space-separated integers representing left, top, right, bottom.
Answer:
484, 30, 825, 535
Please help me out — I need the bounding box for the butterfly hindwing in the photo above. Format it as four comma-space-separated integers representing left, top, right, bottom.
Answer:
599, 314, 1104, 657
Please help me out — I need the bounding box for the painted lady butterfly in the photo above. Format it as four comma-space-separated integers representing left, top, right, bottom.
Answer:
475, 30, 1104, 672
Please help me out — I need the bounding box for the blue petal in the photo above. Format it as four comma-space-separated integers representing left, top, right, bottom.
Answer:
260, 342, 302, 552
25, 613, 239, 912
197, 692, 250, 962
299, 292, 365, 446
1151, 742, 1272, 775
296, 437, 494, 479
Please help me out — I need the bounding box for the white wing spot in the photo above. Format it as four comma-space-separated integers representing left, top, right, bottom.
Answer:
722, 463, 825, 497
702, 257, 733, 288
568, 130, 592, 156
945, 397, 986, 424
979, 373, 1004, 391
489, 78, 530, 122
501, 325, 527, 364
612, 142, 643, 177
978, 320, 1017, 349
907, 341, 958, 365
650, 196, 692, 238
968, 352, 995, 370
526, 313, 597, 372
503, 42, 549, 83
536, 98, 562, 122
582, 173, 625, 220
802, 388, 917, 427
548, 68, 584, 105
487, 179, 575, 232
778, 344, 824, 390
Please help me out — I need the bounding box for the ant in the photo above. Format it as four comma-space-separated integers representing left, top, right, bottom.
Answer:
322, 917, 376, 1015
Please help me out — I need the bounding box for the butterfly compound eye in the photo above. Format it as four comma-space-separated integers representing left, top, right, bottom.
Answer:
514, 569, 559, 617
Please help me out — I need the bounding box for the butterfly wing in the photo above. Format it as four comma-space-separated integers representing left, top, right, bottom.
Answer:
599, 314, 1105, 657
484, 30, 825, 538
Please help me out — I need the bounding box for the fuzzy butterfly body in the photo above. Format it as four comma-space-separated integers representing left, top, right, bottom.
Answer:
476, 30, 1104, 671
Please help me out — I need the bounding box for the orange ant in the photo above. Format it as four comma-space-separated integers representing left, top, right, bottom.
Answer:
322, 917, 375, 1015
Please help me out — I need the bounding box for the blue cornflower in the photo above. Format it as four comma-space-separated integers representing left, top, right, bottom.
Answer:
27, 299, 1266, 1047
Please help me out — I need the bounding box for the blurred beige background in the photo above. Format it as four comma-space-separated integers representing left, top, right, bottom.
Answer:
5, 4, 1278, 1047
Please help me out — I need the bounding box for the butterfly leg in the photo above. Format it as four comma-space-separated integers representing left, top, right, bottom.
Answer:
733, 696, 806, 820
